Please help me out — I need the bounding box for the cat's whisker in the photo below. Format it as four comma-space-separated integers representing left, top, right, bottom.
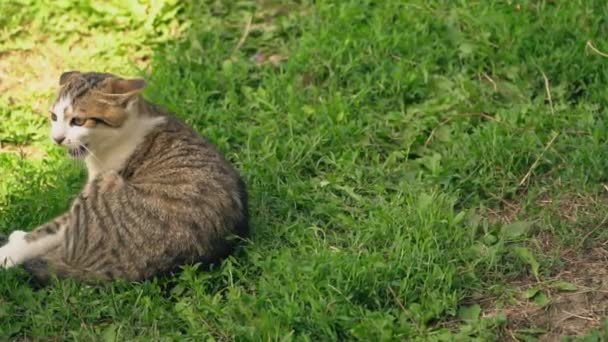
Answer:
80, 143, 101, 164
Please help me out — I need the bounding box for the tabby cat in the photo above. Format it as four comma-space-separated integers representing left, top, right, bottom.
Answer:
0, 71, 249, 283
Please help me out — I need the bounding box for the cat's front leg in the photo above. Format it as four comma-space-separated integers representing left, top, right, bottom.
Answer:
0, 214, 69, 268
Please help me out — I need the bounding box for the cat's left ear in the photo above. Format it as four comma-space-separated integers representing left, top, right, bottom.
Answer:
99, 78, 146, 107
103, 78, 146, 95
59, 70, 80, 85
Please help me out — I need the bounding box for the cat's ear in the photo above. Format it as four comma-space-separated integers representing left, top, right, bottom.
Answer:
97, 77, 146, 108
59, 71, 80, 85
102, 78, 146, 95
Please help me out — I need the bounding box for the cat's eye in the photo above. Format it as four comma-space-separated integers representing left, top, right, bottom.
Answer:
70, 117, 86, 126
50, 112, 57, 121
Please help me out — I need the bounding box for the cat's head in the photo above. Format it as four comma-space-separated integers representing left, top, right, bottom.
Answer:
49, 71, 146, 159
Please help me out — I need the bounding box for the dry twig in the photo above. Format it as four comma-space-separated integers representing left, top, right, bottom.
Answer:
541, 71, 554, 115
586, 40, 608, 58
424, 117, 453, 147
557, 310, 597, 324
231, 14, 254, 57
518, 132, 559, 187
482, 73, 497, 91
424, 112, 497, 147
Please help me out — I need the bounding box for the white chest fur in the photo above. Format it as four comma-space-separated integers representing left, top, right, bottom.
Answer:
85, 116, 166, 182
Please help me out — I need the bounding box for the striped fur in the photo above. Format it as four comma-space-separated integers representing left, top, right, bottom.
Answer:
0, 71, 248, 283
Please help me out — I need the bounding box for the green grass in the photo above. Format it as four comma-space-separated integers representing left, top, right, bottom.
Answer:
2, 0, 608, 340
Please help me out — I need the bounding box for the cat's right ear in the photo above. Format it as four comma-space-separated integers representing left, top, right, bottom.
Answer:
59, 71, 80, 86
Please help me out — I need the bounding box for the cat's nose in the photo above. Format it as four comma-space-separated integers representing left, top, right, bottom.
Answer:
53, 136, 65, 145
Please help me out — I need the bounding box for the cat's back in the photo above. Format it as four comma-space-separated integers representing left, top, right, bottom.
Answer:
127, 114, 242, 189
122, 112, 248, 237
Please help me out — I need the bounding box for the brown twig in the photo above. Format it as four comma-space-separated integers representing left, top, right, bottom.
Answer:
577, 211, 608, 249
507, 328, 521, 342
424, 117, 453, 147
541, 71, 554, 115
424, 112, 497, 147
388, 286, 408, 314
586, 40, 608, 58
482, 73, 497, 91
557, 310, 597, 324
486, 192, 519, 211
461, 112, 499, 122
388, 286, 425, 335
231, 14, 254, 57
518, 132, 559, 187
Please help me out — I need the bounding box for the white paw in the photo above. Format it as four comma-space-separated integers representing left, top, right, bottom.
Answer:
0, 231, 28, 268
8, 230, 27, 242
0, 246, 18, 268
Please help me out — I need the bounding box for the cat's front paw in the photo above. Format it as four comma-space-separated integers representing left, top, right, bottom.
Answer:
8, 230, 27, 243
0, 230, 27, 268
0, 246, 18, 268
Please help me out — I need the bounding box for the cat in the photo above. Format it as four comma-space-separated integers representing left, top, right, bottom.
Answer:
0, 71, 249, 283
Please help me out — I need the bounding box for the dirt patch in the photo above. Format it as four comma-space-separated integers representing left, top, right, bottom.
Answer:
471, 191, 608, 340
502, 247, 608, 341
487, 245, 608, 341
0, 43, 66, 112
482, 199, 522, 225
538, 192, 608, 224
0, 143, 46, 160
542, 247, 608, 338
0, 49, 57, 92
483, 189, 608, 227
0, 40, 150, 112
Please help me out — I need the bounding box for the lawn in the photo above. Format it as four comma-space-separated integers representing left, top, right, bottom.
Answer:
1, 0, 608, 340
